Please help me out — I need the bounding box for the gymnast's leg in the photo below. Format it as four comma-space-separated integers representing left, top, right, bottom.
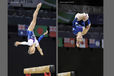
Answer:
28, 3, 42, 31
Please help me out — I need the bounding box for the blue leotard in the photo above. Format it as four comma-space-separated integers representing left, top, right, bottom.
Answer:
72, 18, 91, 35
27, 30, 44, 43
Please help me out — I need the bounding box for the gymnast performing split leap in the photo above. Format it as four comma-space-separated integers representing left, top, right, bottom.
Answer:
72, 13, 91, 47
14, 3, 48, 55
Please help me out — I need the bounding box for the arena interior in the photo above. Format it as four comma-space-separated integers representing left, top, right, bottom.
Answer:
58, 0, 103, 76
8, 0, 56, 76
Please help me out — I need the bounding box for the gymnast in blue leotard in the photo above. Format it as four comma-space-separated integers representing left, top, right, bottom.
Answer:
14, 3, 48, 55
72, 13, 91, 47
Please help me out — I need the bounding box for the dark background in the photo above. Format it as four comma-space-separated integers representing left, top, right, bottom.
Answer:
58, 0, 103, 6
8, 36, 56, 76
58, 48, 103, 76
8, 0, 56, 76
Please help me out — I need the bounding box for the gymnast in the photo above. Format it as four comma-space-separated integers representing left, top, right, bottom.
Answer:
72, 13, 91, 47
14, 3, 48, 55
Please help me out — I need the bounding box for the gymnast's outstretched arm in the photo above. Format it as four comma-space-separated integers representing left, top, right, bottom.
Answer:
36, 45, 44, 56
36, 30, 48, 56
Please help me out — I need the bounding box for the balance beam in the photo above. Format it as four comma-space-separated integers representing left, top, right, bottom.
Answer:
24, 65, 55, 76
57, 71, 75, 76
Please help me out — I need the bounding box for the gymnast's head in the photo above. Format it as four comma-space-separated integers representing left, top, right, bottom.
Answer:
82, 13, 89, 21
28, 45, 35, 55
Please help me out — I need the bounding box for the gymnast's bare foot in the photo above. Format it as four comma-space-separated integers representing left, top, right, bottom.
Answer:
14, 41, 20, 47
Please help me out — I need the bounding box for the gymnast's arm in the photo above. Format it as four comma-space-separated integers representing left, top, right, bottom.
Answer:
36, 45, 44, 56
38, 30, 48, 42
